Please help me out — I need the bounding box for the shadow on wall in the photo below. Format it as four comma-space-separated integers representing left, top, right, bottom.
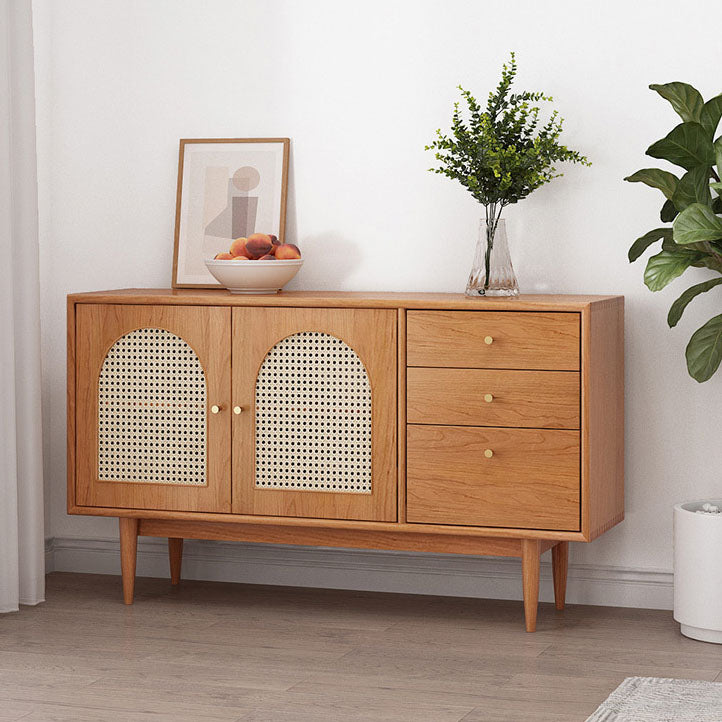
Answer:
281, 146, 362, 290
285, 232, 363, 290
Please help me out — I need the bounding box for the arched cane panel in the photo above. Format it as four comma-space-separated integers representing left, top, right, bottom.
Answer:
255, 331, 372, 493
97, 328, 207, 485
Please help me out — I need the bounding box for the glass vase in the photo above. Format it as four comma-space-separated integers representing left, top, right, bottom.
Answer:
465, 218, 519, 297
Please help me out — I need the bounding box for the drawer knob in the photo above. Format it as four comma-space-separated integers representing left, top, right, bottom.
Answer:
484, 336, 494, 345
483, 393, 494, 403
233, 406, 243, 415
210, 404, 222, 414
484, 449, 494, 459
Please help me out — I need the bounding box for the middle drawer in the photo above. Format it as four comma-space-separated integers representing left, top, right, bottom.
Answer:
407, 368, 580, 429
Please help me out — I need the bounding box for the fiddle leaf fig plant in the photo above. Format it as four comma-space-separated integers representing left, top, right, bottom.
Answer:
625, 82, 722, 382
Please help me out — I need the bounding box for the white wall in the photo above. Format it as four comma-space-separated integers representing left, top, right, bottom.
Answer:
32, 0, 722, 606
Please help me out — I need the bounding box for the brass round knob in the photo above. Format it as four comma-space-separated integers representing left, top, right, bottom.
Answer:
210, 405, 221, 414
233, 406, 243, 415
484, 449, 494, 458
484, 336, 494, 345
483, 393, 494, 403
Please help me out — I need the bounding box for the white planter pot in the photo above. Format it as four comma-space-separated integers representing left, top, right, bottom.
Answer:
674, 500, 722, 643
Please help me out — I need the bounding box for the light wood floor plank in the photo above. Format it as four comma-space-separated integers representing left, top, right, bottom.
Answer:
1, 572, 718, 722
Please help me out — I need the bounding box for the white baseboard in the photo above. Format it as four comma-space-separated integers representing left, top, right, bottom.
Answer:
44, 536, 673, 610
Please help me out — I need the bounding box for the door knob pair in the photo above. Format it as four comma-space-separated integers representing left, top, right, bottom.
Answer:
210, 405, 243, 415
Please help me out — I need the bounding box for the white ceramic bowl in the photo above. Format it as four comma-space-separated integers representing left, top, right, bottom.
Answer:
205, 258, 303, 294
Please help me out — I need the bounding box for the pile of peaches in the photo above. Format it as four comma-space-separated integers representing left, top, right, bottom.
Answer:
213, 233, 301, 261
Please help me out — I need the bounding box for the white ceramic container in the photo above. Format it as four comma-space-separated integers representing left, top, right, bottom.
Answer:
674, 499, 722, 643
205, 258, 303, 294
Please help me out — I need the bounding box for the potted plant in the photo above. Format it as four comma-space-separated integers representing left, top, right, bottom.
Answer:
626, 81, 722, 643
426, 52, 590, 296
625, 81, 722, 382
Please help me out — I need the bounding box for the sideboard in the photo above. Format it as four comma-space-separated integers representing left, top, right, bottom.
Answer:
67, 289, 624, 631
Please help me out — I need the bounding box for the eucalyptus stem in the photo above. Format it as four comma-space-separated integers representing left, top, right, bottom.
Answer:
483, 203, 504, 290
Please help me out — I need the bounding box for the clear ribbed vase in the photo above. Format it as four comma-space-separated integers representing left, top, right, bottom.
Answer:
465, 217, 519, 297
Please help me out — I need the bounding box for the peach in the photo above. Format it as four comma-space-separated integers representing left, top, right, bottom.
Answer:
230, 255, 248, 261
275, 243, 301, 260
229, 237, 249, 257
213, 252, 234, 260
245, 233, 273, 258
259, 254, 276, 260
268, 236, 281, 255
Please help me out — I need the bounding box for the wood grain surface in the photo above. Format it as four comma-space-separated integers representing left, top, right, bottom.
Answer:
69, 288, 621, 311
232, 307, 397, 521
74, 304, 232, 512
407, 368, 580, 429
407, 425, 580, 530
406, 310, 581, 370
5, 573, 709, 722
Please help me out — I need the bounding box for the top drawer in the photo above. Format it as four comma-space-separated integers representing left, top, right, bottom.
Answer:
406, 311, 580, 370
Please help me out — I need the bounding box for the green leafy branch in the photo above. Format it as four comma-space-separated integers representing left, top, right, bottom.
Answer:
425, 52, 590, 238
625, 82, 722, 382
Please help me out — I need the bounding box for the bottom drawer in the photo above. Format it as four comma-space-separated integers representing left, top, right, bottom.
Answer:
407, 425, 580, 530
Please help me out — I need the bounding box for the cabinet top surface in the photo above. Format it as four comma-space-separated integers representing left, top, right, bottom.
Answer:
68, 289, 623, 312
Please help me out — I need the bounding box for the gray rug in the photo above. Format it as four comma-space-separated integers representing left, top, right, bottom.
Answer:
587, 677, 722, 721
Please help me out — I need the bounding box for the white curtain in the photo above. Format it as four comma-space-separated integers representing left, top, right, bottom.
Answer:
0, 0, 45, 612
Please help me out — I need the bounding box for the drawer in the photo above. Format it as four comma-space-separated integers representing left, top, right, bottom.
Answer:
406, 310, 580, 370
407, 368, 580, 429
407, 425, 580, 530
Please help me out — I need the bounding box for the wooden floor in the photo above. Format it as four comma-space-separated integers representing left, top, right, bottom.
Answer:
1, 573, 720, 721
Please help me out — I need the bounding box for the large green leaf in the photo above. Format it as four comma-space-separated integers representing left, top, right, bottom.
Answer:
700, 95, 722, 138
650, 82, 704, 123
716, 137, 722, 177
686, 314, 722, 382
624, 168, 679, 199
673, 202, 722, 244
628, 228, 673, 262
668, 278, 722, 327
661, 234, 682, 252
672, 166, 712, 210
643, 249, 699, 291
693, 249, 722, 274
647, 122, 715, 170
661, 199, 678, 222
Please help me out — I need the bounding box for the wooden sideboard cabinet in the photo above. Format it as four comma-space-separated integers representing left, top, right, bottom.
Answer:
67, 290, 624, 631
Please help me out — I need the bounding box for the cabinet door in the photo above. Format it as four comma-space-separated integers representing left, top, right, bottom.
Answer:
232, 307, 397, 521
75, 304, 231, 512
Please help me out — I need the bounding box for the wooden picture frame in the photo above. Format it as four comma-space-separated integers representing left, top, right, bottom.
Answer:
172, 138, 290, 288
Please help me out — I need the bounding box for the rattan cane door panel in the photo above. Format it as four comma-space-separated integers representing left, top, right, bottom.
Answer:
232, 307, 397, 521
75, 304, 231, 512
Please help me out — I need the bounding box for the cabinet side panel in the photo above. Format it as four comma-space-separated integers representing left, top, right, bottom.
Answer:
67, 298, 77, 511
582, 298, 624, 540
397, 308, 406, 522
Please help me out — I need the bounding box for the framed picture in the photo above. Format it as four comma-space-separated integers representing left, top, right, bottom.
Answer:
172, 138, 290, 288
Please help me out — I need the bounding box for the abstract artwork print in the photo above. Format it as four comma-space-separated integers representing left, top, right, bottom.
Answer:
173, 139, 289, 287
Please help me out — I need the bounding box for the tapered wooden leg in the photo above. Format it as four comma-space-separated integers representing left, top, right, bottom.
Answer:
168, 538, 183, 585
119, 518, 139, 605
521, 539, 540, 633
552, 541, 569, 611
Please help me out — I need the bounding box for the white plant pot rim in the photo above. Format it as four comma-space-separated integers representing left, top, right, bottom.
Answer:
674, 499, 722, 516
